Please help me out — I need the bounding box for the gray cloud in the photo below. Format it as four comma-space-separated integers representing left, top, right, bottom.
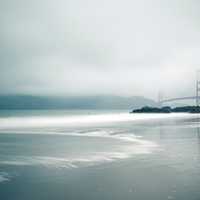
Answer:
1, 0, 200, 99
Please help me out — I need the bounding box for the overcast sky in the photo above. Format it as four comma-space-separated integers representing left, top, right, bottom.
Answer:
1, 0, 200, 99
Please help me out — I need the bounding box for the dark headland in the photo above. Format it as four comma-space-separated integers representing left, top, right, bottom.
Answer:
131, 106, 200, 113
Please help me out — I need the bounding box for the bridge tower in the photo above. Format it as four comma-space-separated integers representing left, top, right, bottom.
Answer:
196, 70, 200, 107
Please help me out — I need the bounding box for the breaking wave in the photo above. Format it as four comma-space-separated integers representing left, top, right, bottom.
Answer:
0, 112, 193, 131
0, 112, 166, 169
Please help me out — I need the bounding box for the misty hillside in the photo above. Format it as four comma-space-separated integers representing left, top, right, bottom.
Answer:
0, 95, 158, 110
0, 95, 157, 110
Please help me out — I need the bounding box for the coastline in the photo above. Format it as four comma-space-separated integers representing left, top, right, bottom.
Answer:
131, 106, 200, 114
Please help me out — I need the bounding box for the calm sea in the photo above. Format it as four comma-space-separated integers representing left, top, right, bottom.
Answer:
0, 110, 200, 200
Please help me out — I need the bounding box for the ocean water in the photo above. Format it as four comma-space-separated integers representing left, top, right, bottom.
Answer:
0, 110, 200, 200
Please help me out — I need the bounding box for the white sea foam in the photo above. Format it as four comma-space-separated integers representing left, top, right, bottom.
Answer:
0, 113, 194, 131
0, 112, 167, 168
0, 130, 158, 169
0, 146, 151, 169
0, 172, 10, 183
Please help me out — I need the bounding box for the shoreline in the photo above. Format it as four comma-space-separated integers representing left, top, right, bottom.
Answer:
131, 106, 200, 114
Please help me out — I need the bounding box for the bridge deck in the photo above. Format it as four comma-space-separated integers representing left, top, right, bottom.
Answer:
160, 96, 198, 103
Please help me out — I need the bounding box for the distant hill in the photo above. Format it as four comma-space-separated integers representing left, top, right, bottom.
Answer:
0, 95, 158, 110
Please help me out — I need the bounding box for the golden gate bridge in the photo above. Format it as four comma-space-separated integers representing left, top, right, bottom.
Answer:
159, 71, 200, 107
